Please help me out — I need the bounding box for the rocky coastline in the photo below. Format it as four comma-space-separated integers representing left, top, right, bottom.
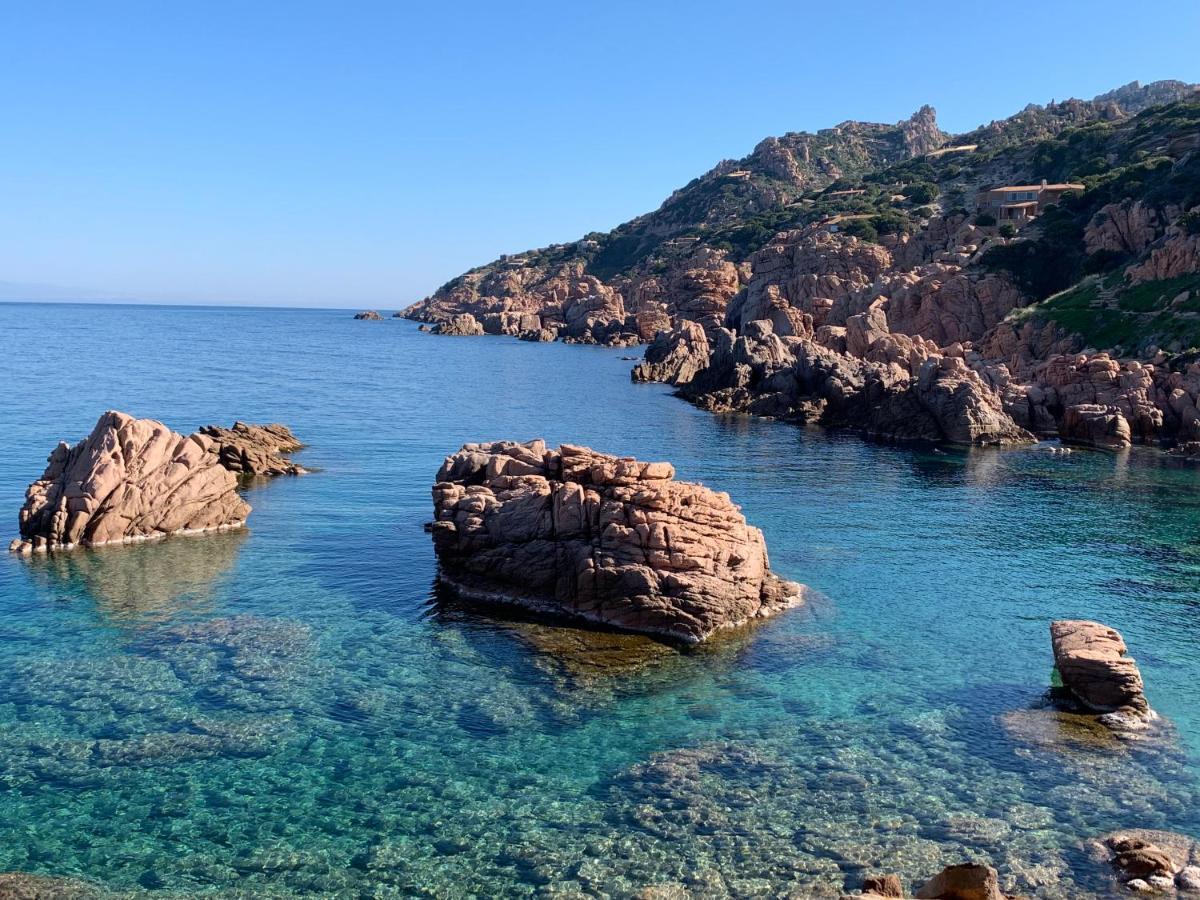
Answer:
401, 84, 1200, 452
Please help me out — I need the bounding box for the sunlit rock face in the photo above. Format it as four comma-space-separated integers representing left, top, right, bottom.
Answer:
428, 440, 803, 643
12, 411, 249, 554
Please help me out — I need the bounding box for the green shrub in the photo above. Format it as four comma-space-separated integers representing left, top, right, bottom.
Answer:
974, 213, 997, 227
998, 224, 1018, 239
902, 182, 939, 204
1179, 209, 1200, 235
841, 219, 879, 242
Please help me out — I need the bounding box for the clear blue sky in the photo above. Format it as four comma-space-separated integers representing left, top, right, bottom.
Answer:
2, 1, 1197, 308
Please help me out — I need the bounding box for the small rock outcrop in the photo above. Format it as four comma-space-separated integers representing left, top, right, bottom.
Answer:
197, 422, 306, 477
913, 863, 1006, 899
353, 310, 383, 320
1050, 620, 1154, 728
631, 320, 711, 386
1060, 403, 1133, 449
432, 313, 486, 336
428, 440, 803, 643
10, 412, 250, 554
1088, 830, 1200, 895
843, 864, 1013, 899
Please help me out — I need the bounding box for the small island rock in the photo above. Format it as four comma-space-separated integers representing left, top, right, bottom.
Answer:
11, 411, 249, 554
429, 440, 802, 643
353, 310, 383, 320
1050, 619, 1154, 727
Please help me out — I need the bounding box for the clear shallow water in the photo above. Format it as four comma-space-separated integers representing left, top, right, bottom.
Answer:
1, 303, 1200, 897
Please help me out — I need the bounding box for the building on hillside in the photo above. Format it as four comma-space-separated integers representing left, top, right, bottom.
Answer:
975, 179, 1085, 222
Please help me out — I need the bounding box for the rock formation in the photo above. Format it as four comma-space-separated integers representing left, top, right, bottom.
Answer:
10, 412, 250, 554
1088, 830, 1200, 895
845, 863, 1011, 899
631, 320, 711, 386
913, 863, 1007, 899
1050, 620, 1154, 729
678, 318, 1033, 445
1060, 403, 1133, 449
431, 313, 485, 336
197, 422, 306, 477
428, 440, 802, 643
353, 310, 383, 320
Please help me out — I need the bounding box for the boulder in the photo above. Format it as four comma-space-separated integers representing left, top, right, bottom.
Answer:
631, 320, 711, 386
1089, 830, 1200, 893
353, 310, 383, 320
197, 422, 306, 477
861, 873, 904, 896
1050, 620, 1153, 724
10, 411, 250, 554
428, 440, 803, 643
432, 313, 486, 336
913, 863, 1005, 899
1060, 403, 1132, 449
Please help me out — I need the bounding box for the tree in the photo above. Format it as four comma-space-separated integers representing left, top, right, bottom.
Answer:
902, 182, 940, 204
999, 224, 1018, 239
974, 213, 997, 227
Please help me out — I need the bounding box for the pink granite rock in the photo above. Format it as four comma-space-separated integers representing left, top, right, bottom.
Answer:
429, 440, 803, 643
11, 411, 250, 554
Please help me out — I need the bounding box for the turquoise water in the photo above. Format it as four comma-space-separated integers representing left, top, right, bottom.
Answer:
2, 303, 1200, 898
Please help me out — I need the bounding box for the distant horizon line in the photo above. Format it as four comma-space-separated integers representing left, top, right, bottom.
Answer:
0, 298, 414, 313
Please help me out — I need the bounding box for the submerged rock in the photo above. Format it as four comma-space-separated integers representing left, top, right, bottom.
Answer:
11, 411, 249, 554
1050, 620, 1154, 729
428, 440, 803, 643
0, 872, 105, 898
197, 421, 306, 477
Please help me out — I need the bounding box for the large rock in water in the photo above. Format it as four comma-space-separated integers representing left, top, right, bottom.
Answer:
428, 440, 803, 643
10, 411, 250, 554
1050, 620, 1153, 726
631, 320, 711, 386
196, 422, 306, 477
1060, 403, 1132, 449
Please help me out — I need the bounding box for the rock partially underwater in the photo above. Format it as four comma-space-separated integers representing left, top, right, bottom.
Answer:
11, 411, 305, 554
1050, 619, 1155, 731
196, 421, 306, 477
428, 440, 803, 643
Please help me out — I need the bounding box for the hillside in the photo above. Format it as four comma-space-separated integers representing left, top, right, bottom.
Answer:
402, 79, 1197, 347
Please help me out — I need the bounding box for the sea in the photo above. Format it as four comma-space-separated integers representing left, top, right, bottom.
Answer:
1, 302, 1199, 897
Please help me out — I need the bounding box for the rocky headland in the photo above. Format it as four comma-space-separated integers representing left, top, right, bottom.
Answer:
10, 412, 305, 554
428, 440, 802, 643
401, 82, 1200, 450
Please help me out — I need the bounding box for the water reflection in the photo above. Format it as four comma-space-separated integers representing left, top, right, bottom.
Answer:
22, 529, 247, 624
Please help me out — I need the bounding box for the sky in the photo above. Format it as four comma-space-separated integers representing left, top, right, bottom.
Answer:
1, 1, 1198, 308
